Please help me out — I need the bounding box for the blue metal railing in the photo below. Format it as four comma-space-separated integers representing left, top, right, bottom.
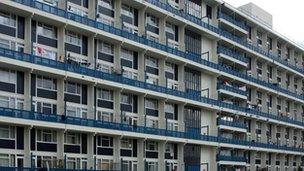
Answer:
217, 46, 248, 63
1, 47, 304, 135
217, 84, 247, 97
216, 155, 247, 162
218, 12, 248, 31
0, 166, 117, 171
217, 119, 247, 129
0, 107, 304, 153
10, 0, 304, 104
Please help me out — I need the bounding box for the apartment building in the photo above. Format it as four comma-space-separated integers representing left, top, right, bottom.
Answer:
0, 0, 303, 171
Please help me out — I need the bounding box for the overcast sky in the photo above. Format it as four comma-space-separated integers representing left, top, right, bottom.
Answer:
223, 0, 304, 46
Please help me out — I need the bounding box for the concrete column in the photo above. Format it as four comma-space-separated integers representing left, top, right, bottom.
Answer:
88, 0, 96, 20
281, 43, 287, 61
281, 70, 287, 88
158, 141, 166, 171
57, 130, 65, 162
249, 151, 256, 171
137, 139, 145, 171
87, 133, 95, 169
178, 24, 186, 51
114, 44, 121, 72
271, 94, 277, 115
250, 119, 256, 141
262, 32, 268, 51
261, 93, 268, 113
177, 143, 184, 171
58, 26, 65, 62
270, 153, 276, 171
279, 154, 285, 169
178, 64, 185, 92
201, 146, 217, 171
270, 124, 277, 144
138, 7, 146, 37
297, 53, 303, 69
88, 36, 95, 69
178, 0, 185, 11
289, 75, 295, 92
178, 104, 185, 132
262, 62, 268, 82
261, 122, 267, 143
201, 109, 217, 136
138, 51, 145, 82
251, 27, 258, 46
250, 57, 258, 78
159, 17, 166, 44
57, 78, 65, 115
159, 58, 166, 87
289, 48, 295, 65
272, 38, 278, 56
24, 127, 31, 167
24, 16, 32, 54
261, 152, 267, 169
138, 95, 145, 126
114, 0, 122, 29
114, 90, 121, 123
24, 71, 31, 111
281, 126, 286, 146
88, 84, 95, 120
158, 100, 166, 129
113, 136, 121, 170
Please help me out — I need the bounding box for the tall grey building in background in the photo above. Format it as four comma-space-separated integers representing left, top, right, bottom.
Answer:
0, 0, 303, 170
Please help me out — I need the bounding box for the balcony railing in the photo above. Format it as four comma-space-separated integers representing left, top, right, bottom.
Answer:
0, 166, 116, 171
218, 12, 248, 31
1, 47, 304, 138
217, 119, 247, 129
10, 0, 304, 105
217, 46, 248, 63
216, 155, 247, 162
217, 84, 247, 97
1, 107, 304, 153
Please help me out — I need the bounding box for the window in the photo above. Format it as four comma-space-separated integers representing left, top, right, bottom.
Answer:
146, 141, 158, 152
66, 106, 87, 118
146, 118, 158, 128
97, 111, 113, 122
0, 125, 14, 139
0, 154, 10, 167
37, 75, 56, 90
0, 11, 16, 27
99, 0, 113, 10
97, 136, 113, 148
185, 0, 201, 18
64, 132, 80, 145
121, 93, 132, 105
267, 65, 272, 79
121, 48, 134, 63
37, 0, 59, 6
98, 41, 114, 55
146, 13, 159, 28
145, 99, 157, 110
37, 129, 57, 143
257, 31, 262, 46
206, 5, 212, 19
0, 69, 16, 84
277, 42, 282, 57
37, 22, 57, 39
65, 30, 82, 46
121, 4, 134, 18
165, 103, 174, 114
97, 88, 113, 101
121, 138, 132, 150
35, 101, 55, 114
0, 96, 24, 110
67, 5, 88, 17
65, 82, 81, 95
146, 56, 158, 68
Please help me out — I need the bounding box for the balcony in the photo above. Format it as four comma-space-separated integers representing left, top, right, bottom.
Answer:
8, 0, 304, 106
217, 119, 247, 132
218, 12, 248, 34
1, 47, 304, 137
217, 46, 248, 67
217, 83, 247, 100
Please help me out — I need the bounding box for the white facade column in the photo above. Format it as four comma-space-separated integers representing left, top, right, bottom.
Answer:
113, 136, 121, 170
57, 130, 65, 163
58, 26, 65, 62
58, 0, 66, 10
159, 58, 166, 87
24, 71, 31, 111
159, 17, 166, 44
114, 0, 122, 29
88, 35, 95, 69
158, 141, 166, 171
178, 104, 185, 132
138, 7, 146, 37
178, 24, 186, 51
178, 64, 185, 92
24, 16, 32, 54
249, 151, 256, 170
158, 99, 166, 129
201, 146, 216, 171
261, 122, 267, 143
88, 84, 95, 120
114, 44, 121, 72
24, 126, 31, 167
57, 78, 65, 115
138, 95, 145, 126
177, 143, 184, 171
138, 51, 146, 82
87, 133, 95, 169
88, 0, 96, 20
201, 109, 217, 136
137, 139, 145, 171
114, 90, 121, 123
